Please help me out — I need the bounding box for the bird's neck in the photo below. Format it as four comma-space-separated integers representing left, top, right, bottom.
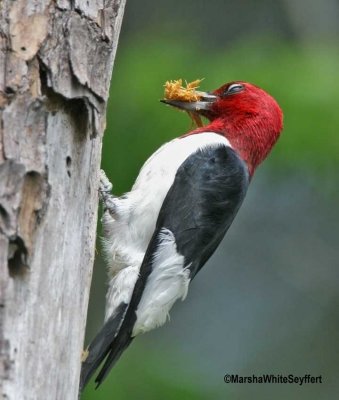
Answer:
184, 117, 281, 176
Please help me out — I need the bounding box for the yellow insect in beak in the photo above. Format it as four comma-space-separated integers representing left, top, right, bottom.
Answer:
162, 78, 217, 128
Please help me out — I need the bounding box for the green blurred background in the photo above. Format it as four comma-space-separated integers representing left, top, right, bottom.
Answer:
83, 1, 339, 399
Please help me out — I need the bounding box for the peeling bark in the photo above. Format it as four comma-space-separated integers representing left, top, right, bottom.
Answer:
0, 1, 126, 399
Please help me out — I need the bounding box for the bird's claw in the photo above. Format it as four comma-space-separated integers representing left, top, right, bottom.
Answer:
99, 169, 116, 216
99, 169, 113, 195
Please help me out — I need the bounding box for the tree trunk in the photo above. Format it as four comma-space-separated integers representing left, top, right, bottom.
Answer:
0, 1, 126, 399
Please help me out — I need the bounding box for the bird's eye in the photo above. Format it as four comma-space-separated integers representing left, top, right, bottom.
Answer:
224, 83, 244, 96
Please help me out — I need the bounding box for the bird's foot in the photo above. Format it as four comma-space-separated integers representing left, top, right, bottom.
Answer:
99, 169, 117, 216
99, 169, 113, 196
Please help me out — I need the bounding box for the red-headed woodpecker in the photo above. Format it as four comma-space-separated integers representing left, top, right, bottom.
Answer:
80, 81, 283, 390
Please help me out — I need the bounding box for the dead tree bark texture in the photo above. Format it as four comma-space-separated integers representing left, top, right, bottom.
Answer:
0, 1, 126, 399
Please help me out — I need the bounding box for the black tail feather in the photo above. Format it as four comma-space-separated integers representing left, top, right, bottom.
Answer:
94, 334, 134, 388
80, 302, 128, 391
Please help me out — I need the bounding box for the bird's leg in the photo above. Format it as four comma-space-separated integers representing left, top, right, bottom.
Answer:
99, 169, 117, 217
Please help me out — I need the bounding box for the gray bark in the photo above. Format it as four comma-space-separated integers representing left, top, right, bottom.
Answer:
0, 1, 126, 399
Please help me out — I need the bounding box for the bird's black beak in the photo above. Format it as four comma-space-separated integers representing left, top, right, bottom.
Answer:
160, 91, 217, 113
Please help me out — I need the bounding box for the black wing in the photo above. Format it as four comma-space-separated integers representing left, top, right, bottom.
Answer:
90, 144, 249, 388
158, 144, 249, 278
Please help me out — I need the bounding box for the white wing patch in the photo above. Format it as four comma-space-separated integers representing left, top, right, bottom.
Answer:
132, 228, 190, 336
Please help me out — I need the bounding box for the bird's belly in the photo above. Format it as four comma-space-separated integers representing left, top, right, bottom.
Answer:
128, 177, 173, 250
104, 174, 175, 321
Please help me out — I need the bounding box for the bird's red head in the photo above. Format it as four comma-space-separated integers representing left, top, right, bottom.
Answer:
162, 81, 283, 176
